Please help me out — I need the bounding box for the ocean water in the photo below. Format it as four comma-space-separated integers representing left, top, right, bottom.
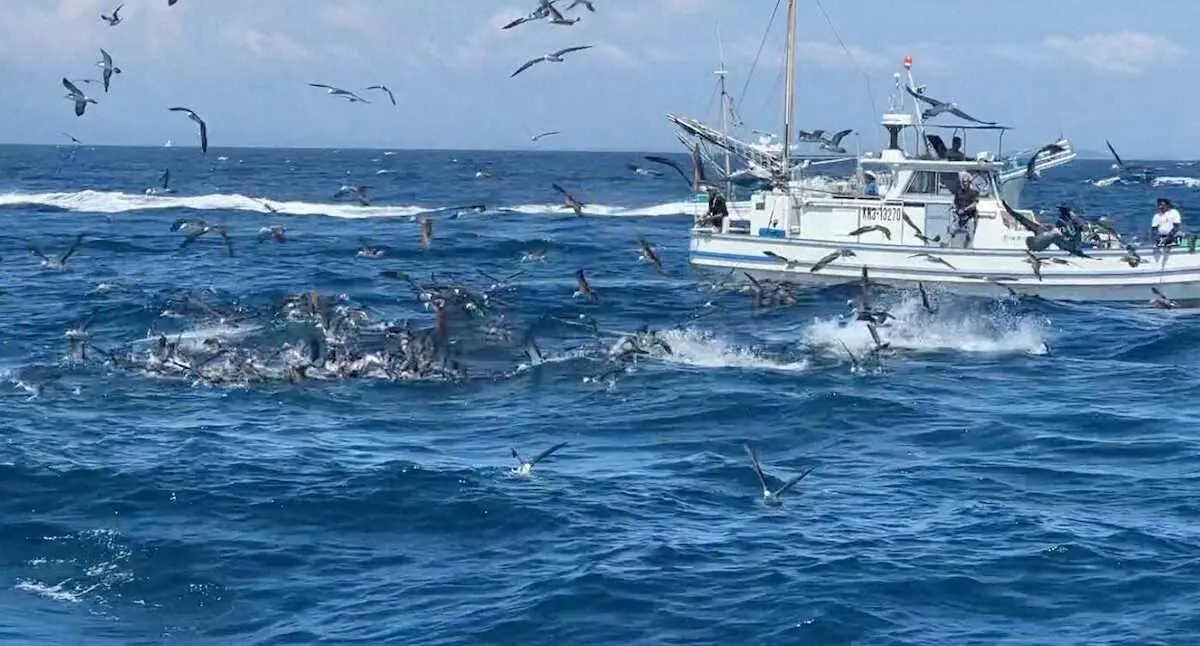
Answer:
2, 144, 1200, 645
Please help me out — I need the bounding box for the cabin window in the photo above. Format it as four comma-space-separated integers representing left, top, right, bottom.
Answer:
903, 170, 942, 195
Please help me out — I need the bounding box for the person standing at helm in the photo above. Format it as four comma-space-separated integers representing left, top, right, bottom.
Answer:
1151, 197, 1182, 247
950, 170, 980, 247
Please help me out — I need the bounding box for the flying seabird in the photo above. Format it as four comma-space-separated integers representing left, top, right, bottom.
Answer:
62, 78, 98, 117
818, 129, 853, 154
502, 0, 560, 30
510, 45, 592, 78
145, 168, 173, 195
762, 250, 802, 269
542, 1, 580, 25
573, 268, 596, 301
1025, 142, 1067, 180
531, 130, 561, 142
904, 85, 996, 125
918, 282, 937, 314
29, 233, 86, 270
176, 220, 233, 256
101, 4, 123, 26
909, 252, 956, 270
636, 233, 664, 274
168, 0, 180, 5
810, 248, 856, 273
511, 442, 567, 476
552, 183, 584, 216
62, 133, 82, 145
308, 83, 370, 103
846, 224, 892, 240
96, 49, 121, 93
168, 107, 208, 153
743, 441, 813, 507
902, 212, 940, 245
363, 85, 396, 105
566, 0, 596, 11
626, 164, 663, 177
334, 184, 369, 206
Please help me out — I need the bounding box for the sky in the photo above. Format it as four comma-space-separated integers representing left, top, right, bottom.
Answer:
0, 0, 1196, 158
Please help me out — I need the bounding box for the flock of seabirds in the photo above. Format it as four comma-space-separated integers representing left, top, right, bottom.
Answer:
28, 0, 1142, 498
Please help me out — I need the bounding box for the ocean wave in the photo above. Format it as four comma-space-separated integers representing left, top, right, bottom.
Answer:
0, 190, 695, 219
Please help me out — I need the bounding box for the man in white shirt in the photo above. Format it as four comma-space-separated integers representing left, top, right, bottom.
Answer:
1151, 197, 1182, 247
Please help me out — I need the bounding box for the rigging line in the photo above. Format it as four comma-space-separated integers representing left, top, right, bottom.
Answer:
811, 0, 878, 117
737, 0, 784, 109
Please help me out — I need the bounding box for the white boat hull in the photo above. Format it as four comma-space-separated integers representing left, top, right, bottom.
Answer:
690, 231, 1200, 303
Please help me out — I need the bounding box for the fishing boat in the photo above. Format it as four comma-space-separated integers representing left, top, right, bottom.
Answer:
671, 0, 1200, 304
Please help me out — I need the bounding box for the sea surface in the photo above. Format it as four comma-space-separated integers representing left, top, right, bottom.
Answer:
2, 144, 1200, 645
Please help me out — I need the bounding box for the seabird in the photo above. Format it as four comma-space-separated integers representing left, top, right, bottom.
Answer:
566, 0, 596, 10
743, 441, 813, 507
168, 107, 208, 153
636, 233, 664, 274
363, 84, 396, 105
96, 49, 121, 93
357, 237, 384, 258
334, 184, 369, 206
909, 252, 956, 270
145, 168, 173, 195
511, 442, 567, 476
846, 224, 892, 240
1120, 244, 1142, 268
918, 282, 937, 314
510, 46, 592, 78
542, 1, 580, 25
626, 164, 663, 177
573, 269, 596, 301
531, 130, 561, 142
1150, 287, 1177, 309
29, 233, 86, 270
168, 0, 180, 5
176, 220, 233, 256
818, 129, 853, 154
901, 212, 940, 245
904, 86, 996, 125
502, 0, 560, 30
101, 4, 123, 26
1025, 142, 1066, 180
420, 217, 433, 249
810, 248, 856, 273
308, 83, 370, 103
762, 250, 802, 269
62, 78, 98, 117
258, 226, 286, 244
62, 133, 82, 145
552, 183, 584, 216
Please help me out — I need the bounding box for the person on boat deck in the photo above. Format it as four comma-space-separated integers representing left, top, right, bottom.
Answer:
945, 136, 966, 161
863, 172, 879, 197
1151, 197, 1182, 246
950, 170, 980, 246
705, 187, 729, 229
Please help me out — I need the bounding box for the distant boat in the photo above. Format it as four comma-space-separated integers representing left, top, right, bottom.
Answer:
163, 139, 173, 148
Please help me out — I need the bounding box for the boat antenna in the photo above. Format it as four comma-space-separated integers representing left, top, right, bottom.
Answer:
716, 21, 733, 197
780, 0, 798, 183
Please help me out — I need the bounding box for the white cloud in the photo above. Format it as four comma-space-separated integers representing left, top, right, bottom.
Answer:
1041, 32, 1186, 75
220, 26, 313, 63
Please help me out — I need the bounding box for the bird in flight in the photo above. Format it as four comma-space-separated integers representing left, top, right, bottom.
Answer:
510, 46, 592, 78
168, 107, 208, 153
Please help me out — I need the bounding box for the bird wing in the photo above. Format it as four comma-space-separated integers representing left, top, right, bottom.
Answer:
773, 466, 814, 497
1104, 140, 1124, 167
553, 45, 592, 57
534, 130, 561, 141
101, 49, 113, 66
510, 58, 544, 78
529, 441, 567, 465
308, 83, 336, 90
742, 442, 770, 492
198, 119, 208, 153
551, 183, 578, 203
947, 106, 995, 125
59, 233, 86, 263
904, 85, 940, 107
502, 16, 528, 29
62, 77, 82, 95
643, 155, 690, 185
168, 106, 196, 118
999, 200, 1046, 233
829, 129, 853, 145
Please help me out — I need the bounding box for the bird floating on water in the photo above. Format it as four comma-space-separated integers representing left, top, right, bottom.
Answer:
743, 441, 813, 507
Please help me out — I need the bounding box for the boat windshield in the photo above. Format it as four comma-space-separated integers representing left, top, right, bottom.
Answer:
903, 169, 996, 198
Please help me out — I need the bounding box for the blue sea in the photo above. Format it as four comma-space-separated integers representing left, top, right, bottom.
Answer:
2, 144, 1200, 645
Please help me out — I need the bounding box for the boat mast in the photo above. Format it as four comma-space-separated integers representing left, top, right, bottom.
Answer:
780, 0, 798, 183
716, 23, 733, 198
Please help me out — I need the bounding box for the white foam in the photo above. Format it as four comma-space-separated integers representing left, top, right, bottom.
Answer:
1152, 176, 1200, 188
642, 327, 809, 373
1091, 176, 1122, 187
801, 293, 1050, 357
0, 190, 694, 219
